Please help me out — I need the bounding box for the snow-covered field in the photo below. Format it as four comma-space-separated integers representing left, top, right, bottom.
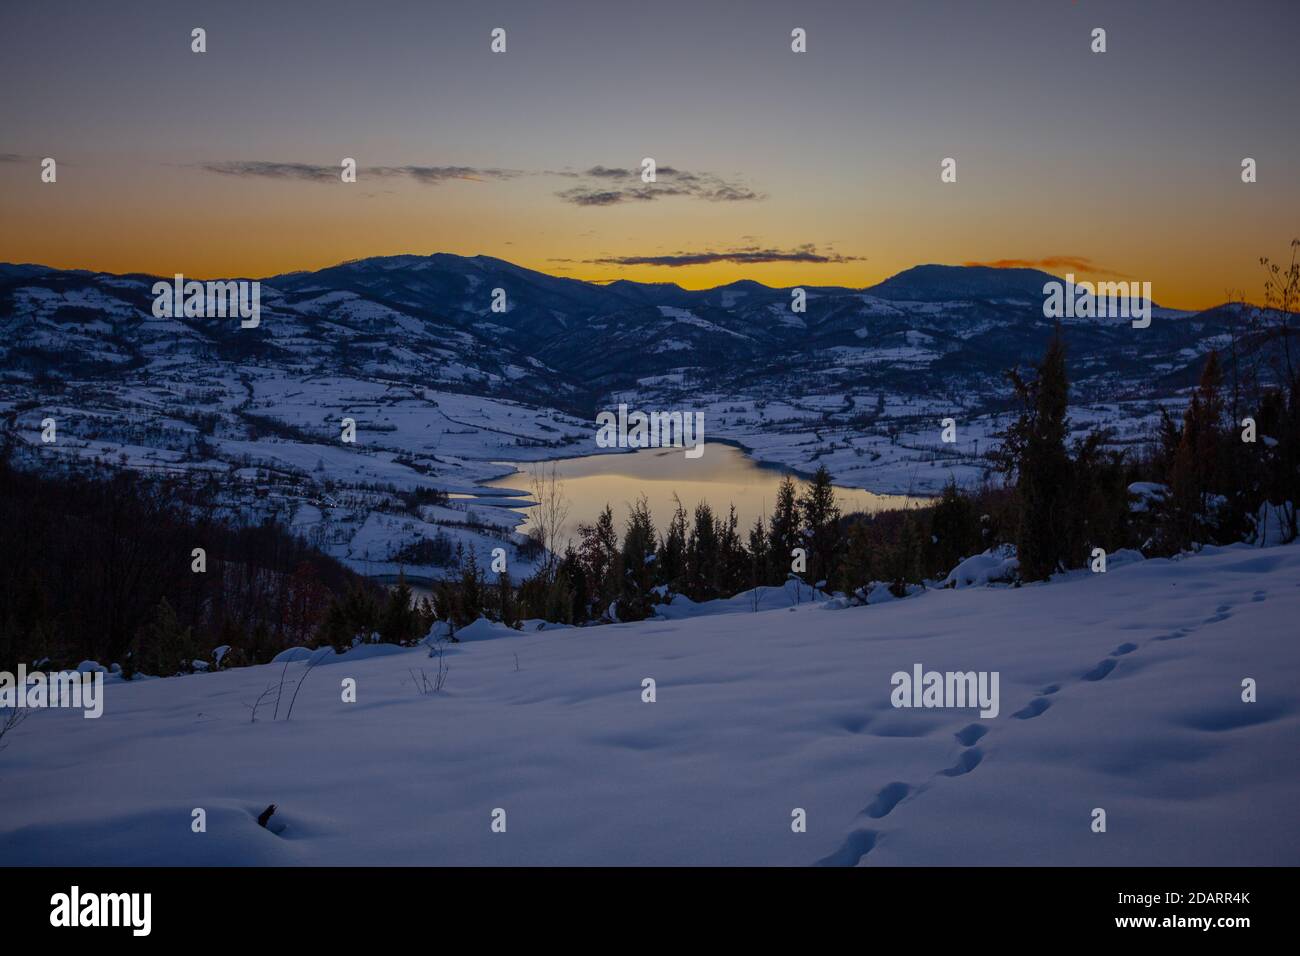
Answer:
2, 542, 1297, 866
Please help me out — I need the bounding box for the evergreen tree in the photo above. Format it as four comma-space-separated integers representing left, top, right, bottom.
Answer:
415, 596, 436, 639
496, 569, 517, 628
458, 544, 485, 621
1168, 351, 1229, 549
618, 495, 657, 622
685, 502, 720, 601
837, 519, 874, 594
746, 515, 769, 593
544, 568, 575, 625
316, 598, 351, 654
1003, 330, 1071, 581
715, 504, 745, 596
766, 475, 801, 585
130, 597, 195, 675
798, 466, 842, 586
927, 479, 978, 577
1153, 406, 1182, 483
1067, 431, 1131, 565
887, 513, 924, 597
558, 544, 589, 622
342, 581, 380, 640
433, 579, 461, 640
579, 505, 621, 618
657, 496, 688, 593
379, 575, 420, 645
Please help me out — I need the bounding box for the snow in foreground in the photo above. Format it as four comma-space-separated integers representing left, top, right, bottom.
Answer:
2, 543, 1298, 866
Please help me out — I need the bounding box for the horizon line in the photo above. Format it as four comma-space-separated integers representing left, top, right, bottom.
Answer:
0, 253, 1241, 311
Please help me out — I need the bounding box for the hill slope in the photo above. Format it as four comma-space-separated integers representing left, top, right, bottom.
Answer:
1, 541, 1295, 865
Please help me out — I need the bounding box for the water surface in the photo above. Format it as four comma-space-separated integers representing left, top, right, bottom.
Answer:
482, 442, 920, 547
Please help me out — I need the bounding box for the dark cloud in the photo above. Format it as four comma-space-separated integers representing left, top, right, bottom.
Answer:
198, 161, 340, 182
197, 161, 522, 184
698, 183, 762, 202
385, 165, 521, 184
581, 245, 863, 267
195, 159, 760, 205
583, 165, 633, 179
555, 166, 762, 207
557, 185, 693, 206
557, 189, 633, 207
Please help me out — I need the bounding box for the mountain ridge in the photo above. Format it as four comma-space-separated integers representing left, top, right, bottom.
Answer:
0, 253, 1177, 307
0, 252, 1244, 417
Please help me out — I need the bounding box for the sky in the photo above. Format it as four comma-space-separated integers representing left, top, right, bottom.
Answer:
1, 0, 1297, 309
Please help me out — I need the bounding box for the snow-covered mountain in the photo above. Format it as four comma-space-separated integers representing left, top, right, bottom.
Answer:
0, 254, 1255, 577
1, 254, 1233, 402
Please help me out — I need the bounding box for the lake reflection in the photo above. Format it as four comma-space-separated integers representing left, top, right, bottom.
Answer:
482, 442, 921, 547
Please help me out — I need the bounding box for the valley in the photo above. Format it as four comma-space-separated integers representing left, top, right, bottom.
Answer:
0, 255, 1260, 581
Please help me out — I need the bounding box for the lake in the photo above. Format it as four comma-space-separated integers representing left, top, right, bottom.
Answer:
479, 442, 921, 548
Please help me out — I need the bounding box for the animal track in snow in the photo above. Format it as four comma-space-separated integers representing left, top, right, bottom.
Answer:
1200, 602, 1235, 624
940, 747, 983, 777
1082, 659, 1117, 682
863, 782, 911, 819
815, 829, 878, 867
955, 723, 987, 746
1012, 697, 1052, 719
817, 582, 1273, 866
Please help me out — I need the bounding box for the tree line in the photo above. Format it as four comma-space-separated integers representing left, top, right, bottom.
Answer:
0, 456, 424, 674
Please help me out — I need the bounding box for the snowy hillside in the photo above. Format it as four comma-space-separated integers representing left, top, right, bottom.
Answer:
2, 540, 1295, 866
